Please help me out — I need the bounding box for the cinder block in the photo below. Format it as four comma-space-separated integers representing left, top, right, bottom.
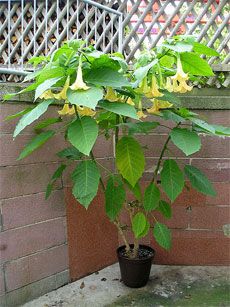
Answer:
0, 267, 5, 296
1, 190, 65, 230
0, 163, 62, 199
0, 217, 66, 263
5, 244, 68, 291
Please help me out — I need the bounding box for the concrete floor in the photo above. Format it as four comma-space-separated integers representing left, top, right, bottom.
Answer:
22, 264, 230, 307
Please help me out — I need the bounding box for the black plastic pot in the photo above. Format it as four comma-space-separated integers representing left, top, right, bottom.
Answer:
117, 244, 155, 288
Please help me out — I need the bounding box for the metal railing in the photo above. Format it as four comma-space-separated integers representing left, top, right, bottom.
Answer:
0, 0, 123, 80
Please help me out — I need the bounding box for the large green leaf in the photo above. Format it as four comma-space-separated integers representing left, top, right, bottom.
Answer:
67, 87, 103, 109
212, 125, 230, 136
157, 200, 172, 219
161, 159, 184, 202
34, 77, 61, 101
170, 127, 201, 156
105, 176, 125, 220
180, 52, 214, 76
162, 42, 193, 53
184, 165, 216, 197
85, 67, 130, 88
134, 60, 157, 81
153, 222, 172, 250
5, 107, 33, 121
67, 116, 98, 156
116, 136, 145, 187
132, 212, 147, 239
161, 110, 185, 123
143, 183, 160, 211
57, 146, 83, 160
13, 99, 54, 137
125, 180, 142, 201
18, 130, 55, 160
98, 100, 138, 120
72, 160, 100, 208
123, 122, 159, 135
193, 42, 219, 56
34, 117, 62, 131
190, 118, 216, 134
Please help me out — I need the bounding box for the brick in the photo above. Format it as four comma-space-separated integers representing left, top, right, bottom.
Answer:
93, 135, 114, 158
154, 205, 190, 229
5, 244, 68, 291
190, 158, 230, 182
193, 135, 230, 158
190, 206, 230, 230
0, 134, 67, 167
151, 229, 230, 265
65, 188, 118, 281
0, 163, 62, 199
196, 110, 230, 126
175, 182, 230, 206
0, 217, 66, 263
1, 190, 66, 230
0, 267, 5, 295
4, 273, 58, 307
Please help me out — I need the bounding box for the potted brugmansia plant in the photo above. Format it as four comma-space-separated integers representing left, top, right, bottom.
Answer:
4, 37, 229, 288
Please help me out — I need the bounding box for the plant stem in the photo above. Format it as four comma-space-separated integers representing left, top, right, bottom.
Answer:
114, 219, 130, 253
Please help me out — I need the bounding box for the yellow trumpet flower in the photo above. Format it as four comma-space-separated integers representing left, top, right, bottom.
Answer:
58, 103, 75, 116
70, 59, 90, 91
127, 97, 135, 106
39, 90, 55, 100
53, 77, 70, 100
145, 76, 163, 98
138, 77, 150, 95
165, 77, 174, 93
147, 99, 173, 115
137, 110, 147, 119
77, 106, 96, 117
104, 87, 119, 102
171, 58, 193, 93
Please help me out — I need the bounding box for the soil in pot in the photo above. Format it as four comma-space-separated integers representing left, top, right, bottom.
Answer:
117, 244, 155, 288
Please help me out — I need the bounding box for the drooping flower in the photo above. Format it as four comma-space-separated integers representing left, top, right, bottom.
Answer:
39, 90, 55, 100
70, 59, 90, 91
145, 75, 163, 98
170, 58, 193, 93
77, 106, 96, 117
127, 97, 135, 106
147, 99, 173, 115
53, 77, 70, 100
58, 103, 75, 116
137, 110, 147, 119
165, 77, 174, 93
104, 87, 119, 102
138, 76, 150, 95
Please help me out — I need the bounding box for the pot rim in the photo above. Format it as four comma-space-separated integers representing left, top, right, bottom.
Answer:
117, 244, 155, 262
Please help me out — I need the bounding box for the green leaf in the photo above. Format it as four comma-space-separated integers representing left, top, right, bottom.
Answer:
34, 117, 61, 131
162, 42, 193, 53
18, 130, 55, 160
116, 136, 145, 187
125, 180, 142, 201
157, 200, 172, 219
71, 160, 100, 208
85, 67, 130, 88
134, 60, 158, 81
193, 42, 219, 56
123, 122, 159, 135
51, 164, 67, 181
138, 220, 150, 238
45, 183, 53, 200
13, 99, 54, 137
144, 183, 160, 211
67, 87, 103, 110
159, 55, 175, 68
212, 125, 230, 136
190, 118, 216, 134
180, 52, 214, 76
161, 159, 184, 202
67, 116, 98, 156
132, 212, 147, 239
98, 100, 138, 120
170, 128, 201, 156
161, 110, 185, 123
158, 90, 181, 106
34, 77, 61, 101
153, 222, 172, 250
5, 107, 33, 121
57, 146, 83, 160
105, 176, 125, 220
184, 165, 216, 197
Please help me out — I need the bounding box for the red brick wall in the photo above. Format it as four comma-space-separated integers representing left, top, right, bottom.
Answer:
0, 102, 69, 305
